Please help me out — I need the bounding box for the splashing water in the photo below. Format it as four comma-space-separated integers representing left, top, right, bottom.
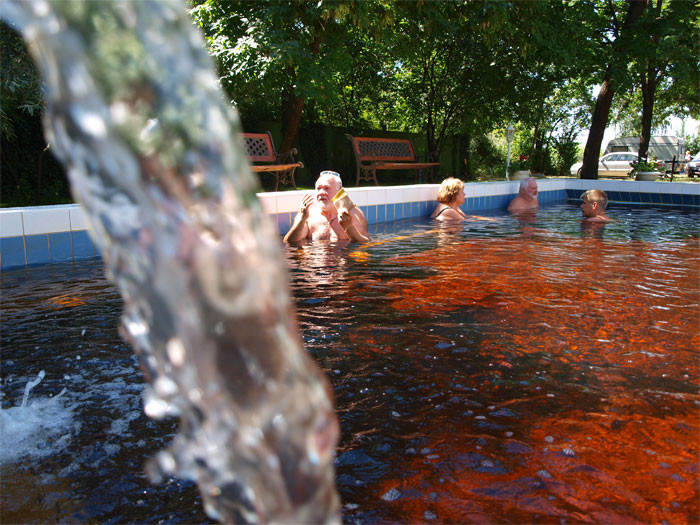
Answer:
21, 370, 46, 407
1, 371, 72, 465
0, 1, 340, 523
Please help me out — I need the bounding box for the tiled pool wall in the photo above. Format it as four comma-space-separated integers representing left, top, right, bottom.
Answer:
1, 179, 698, 271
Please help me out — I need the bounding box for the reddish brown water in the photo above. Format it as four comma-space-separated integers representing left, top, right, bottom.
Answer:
289, 210, 699, 524
2, 205, 698, 523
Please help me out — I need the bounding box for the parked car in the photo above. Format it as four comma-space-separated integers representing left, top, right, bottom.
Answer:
570, 152, 639, 177
686, 153, 700, 177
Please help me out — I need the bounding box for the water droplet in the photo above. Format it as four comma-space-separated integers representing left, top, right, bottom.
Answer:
154, 376, 178, 397
381, 488, 401, 501
166, 338, 186, 367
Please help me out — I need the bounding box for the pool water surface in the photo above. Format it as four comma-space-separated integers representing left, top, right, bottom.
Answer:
1, 203, 698, 523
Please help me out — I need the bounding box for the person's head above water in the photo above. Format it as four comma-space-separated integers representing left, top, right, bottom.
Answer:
314, 170, 343, 209
519, 177, 538, 198
580, 189, 610, 221
436, 177, 465, 205
507, 177, 539, 211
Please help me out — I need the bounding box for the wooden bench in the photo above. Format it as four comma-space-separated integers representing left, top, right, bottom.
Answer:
346, 134, 440, 186
242, 132, 303, 191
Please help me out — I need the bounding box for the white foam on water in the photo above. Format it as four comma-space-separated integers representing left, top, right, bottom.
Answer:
0, 379, 77, 465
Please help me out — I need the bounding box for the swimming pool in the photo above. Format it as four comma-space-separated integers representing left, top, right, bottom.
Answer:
1, 203, 698, 523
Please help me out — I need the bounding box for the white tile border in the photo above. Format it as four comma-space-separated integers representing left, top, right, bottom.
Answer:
256, 192, 277, 215
0, 210, 24, 237
22, 207, 71, 235
1, 180, 697, 242
69, 207, 89, 231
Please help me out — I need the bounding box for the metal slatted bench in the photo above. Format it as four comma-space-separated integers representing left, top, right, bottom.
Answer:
346, 134, 440, 186
242, 132, 303, 191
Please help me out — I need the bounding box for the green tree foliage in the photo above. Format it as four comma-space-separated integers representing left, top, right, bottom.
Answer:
579, 0, 648, 179
1, 21, 43, 141
190, 0, 390, 155
1, 21, 71, 207
618, 0, 699, 160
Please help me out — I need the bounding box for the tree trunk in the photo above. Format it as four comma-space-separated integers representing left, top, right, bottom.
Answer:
461, 131, 471, 180
638, 68, 656, 160
579, 0, 646, 179
581, 74, 614, 179
279, 26, 326, 157
280, 81, 305, 155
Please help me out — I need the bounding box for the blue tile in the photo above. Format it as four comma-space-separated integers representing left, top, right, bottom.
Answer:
640, 192, 651, 203
376, 204, 385, 223
367, 205, 377, 225
1, 236, 26, 270
26, 234, 50, 266
671, 193, 683, 205
694, 195, 699, 206
681, 194, 693, 206
49, 232, 73, 263
420, 201, 428, 217
619, 191, 630, 202
277, 212, 292, 236
72, 230, 95, 260
630, 192, 641, 202
607, 191, 619, 202
660, 193, 672, 204
386, 203, 395, 222
649, 193, 661, 204
411, 202, 420, 217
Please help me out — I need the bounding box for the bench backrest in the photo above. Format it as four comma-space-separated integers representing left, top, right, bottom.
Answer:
242, 132, 277, 163
349, 136, 418, 162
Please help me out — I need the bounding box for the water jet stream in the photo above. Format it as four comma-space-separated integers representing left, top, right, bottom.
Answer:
0, 1, 340, 522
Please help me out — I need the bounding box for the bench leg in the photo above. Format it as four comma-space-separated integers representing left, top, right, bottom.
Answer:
372, 168, 379, 186
273, 173, 279, 192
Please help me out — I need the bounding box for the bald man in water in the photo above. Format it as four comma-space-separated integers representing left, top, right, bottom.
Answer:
283, 171, 369, 243
507, 177, 539, 212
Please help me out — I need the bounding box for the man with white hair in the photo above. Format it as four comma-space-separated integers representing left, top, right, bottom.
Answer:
507, 177, 539, 211
283, 171, 370, 243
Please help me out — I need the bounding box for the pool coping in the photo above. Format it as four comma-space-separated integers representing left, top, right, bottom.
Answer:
2, 178, 698, 271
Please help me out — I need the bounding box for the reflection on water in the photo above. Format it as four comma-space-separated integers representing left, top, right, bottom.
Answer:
2, 204, 699, 523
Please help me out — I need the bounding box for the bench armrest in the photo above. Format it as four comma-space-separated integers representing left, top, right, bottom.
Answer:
276, 147, 298, 165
